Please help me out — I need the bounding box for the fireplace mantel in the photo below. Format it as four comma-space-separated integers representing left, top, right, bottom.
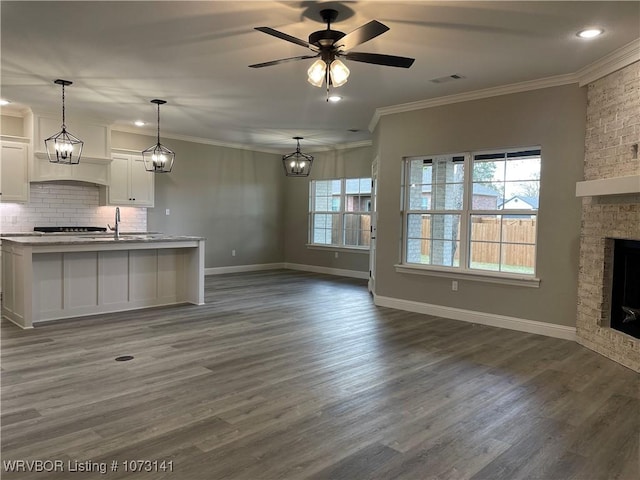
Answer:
576, 175, 640, 197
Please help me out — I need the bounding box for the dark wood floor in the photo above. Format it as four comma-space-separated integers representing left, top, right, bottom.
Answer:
1, 270, 638, 479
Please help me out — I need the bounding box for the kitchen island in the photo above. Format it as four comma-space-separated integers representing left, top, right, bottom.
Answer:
1, 234, 205, 328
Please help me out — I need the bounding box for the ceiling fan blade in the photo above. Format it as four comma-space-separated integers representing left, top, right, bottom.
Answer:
249, 55, 318, 68
254, 27, 316, 50
335, 20, 389, 51
344, 52, 415, 68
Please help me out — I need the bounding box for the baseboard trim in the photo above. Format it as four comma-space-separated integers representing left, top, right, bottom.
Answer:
205, 263, 285, 275
2, 315, 34, 330
284, 263, 369, 280
374, 294, 577, 341
204, 262, 368, 279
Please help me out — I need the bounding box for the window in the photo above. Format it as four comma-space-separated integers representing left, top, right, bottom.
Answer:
310, 178, 372, 248
403, 148, 540, 276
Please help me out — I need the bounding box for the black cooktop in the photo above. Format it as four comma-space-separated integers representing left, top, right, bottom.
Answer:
34, 226, 108, 233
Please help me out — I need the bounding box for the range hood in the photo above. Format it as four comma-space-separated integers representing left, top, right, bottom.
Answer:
27, 111, 112, 186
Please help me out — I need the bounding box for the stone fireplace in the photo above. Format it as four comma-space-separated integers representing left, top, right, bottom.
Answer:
576, 61, 640, 372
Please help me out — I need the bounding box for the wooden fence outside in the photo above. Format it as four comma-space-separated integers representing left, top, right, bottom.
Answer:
328, 215, 535, 267
335, 214, 371, 246
421, 217, 536, 267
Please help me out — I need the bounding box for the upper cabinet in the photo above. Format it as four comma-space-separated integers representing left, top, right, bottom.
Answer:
28, 112, 111, 185
0, 140, 29, 203
101, 153, 154, 207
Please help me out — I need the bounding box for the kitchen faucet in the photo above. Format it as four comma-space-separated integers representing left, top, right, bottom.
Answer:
108, 207, 121, 239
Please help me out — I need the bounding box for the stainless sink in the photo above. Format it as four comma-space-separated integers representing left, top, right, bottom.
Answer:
82, 235, 149, 240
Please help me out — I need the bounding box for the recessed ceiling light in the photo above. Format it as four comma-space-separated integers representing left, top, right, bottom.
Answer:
0, 99, 11, 106
134, 120, 146, 127
577, 28, 604, 39
328, 95, 342, 103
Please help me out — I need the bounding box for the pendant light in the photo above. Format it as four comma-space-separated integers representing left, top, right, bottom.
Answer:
44, 79, 83, 164
283, 137, 313, 177
142, 99, 175, 173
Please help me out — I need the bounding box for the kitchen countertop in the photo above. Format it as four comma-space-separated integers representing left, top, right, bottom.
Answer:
1, 234, 205, 246
0, 231, 160, 237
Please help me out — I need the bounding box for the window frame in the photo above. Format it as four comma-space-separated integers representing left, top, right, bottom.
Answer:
308, 177, 372, 251
399, 147, 541, 285
402, 154, 467, 269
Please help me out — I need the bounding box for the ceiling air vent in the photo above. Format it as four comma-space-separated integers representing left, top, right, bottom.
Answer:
430, 74, 465, 84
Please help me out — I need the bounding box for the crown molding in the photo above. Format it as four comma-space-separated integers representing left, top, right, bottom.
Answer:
112, 124, 372, 154
576, 38, 640, 86
111, 124, 283, 155
369, 38, 640, 133
31, 109, 113, 126
0, 105, 31, 117
306, 140, 372, 153
368, 73, 578, 132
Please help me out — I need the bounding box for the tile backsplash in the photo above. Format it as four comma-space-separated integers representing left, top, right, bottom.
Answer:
0, 182, 147, 233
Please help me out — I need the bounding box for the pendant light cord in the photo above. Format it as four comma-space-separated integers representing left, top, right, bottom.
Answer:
61, 83, 66, 128
156, 102, 161, 145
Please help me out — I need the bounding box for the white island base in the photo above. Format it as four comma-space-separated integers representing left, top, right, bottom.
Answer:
2, 236, 205, 329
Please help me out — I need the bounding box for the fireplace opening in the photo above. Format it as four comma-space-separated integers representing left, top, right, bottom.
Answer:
611, 239, 640, 339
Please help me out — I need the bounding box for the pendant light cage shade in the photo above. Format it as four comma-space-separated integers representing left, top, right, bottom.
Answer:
142, 99, 174, 173
45, 79, 83, 164
142, 143, 175, 173
283, 137, 313, 177
45, 128, 84, 165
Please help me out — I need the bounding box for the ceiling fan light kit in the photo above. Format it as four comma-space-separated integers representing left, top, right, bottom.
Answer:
251, 8, 415, 92
44, 79, 84, 165
251, 7, 415, 169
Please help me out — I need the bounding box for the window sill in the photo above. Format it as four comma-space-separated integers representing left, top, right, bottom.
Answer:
307, 244, 370, 254
394, 264, 540, 288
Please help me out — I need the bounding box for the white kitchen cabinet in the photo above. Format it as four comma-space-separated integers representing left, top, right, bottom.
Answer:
103, 153, 154, 207
0, 141, 29, 203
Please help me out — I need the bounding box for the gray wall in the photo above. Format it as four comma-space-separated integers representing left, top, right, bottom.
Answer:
283, 145, 372, 272
374, 84, 587, 327
112, 131, 285, 268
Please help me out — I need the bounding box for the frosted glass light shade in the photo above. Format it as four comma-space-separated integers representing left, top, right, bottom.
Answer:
329, 59, 350, 87
307, 59, 326, 87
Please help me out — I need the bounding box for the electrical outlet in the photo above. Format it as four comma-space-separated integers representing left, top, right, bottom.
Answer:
165, 209, 170, 215
452, 280, 458, 291
334, 252, 339, 259
11, 216, 17, 224
232, 249, 236, 257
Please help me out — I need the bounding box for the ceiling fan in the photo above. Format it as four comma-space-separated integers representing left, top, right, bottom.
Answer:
249, 8, 415, 93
